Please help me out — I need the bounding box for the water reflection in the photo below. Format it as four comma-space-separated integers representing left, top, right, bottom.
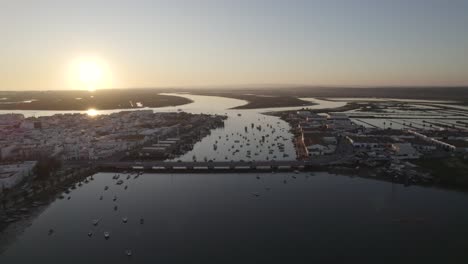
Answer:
86, 108, 98, 117
1, 172, 468, 263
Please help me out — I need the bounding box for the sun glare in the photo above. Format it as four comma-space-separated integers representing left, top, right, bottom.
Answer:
86, 108, 99, 116
70, 56, 110, 91
79, 61, 102, 87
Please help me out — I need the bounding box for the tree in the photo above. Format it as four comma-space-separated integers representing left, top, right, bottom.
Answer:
33, 157, 62, 180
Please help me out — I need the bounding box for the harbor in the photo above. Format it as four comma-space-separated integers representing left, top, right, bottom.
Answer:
1, 94, 468, 263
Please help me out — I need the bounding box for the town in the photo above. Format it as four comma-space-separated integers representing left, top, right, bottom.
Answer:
274, 101, 468, 189
0, 110, 226, 193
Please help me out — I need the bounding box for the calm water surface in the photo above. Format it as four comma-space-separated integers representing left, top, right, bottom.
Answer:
2, 172, 468, 263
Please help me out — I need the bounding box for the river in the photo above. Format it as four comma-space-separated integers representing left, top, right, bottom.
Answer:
1, 94, 468, 263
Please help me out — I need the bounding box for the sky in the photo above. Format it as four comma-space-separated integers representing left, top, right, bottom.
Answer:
1, 0, 468, 90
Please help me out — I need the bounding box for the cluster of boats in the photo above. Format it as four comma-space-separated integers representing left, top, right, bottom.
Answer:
197, 118, 294, 162
1, 201, 46, 224
47, 171, 145, 257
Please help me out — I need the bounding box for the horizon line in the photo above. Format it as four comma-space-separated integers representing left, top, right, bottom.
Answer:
2, 84, 468, 92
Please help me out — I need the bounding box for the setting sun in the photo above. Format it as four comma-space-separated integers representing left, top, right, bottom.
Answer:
79, 61, 102, 86
69, 56, 110, 91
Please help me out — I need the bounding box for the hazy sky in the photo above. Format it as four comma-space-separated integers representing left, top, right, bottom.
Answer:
1, 0, 468, 90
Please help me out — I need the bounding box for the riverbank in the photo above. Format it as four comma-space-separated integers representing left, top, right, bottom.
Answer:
0, 167, 97, 253
0, 89, 192, 110
185, 91, 316, 109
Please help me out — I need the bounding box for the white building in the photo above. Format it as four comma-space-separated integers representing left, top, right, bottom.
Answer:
0, 161, 37, 192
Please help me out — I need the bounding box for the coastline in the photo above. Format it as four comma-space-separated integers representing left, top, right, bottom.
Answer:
0, 91, 192, 111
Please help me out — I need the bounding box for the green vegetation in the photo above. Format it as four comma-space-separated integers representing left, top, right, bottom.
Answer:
33, 157, 62, 179
415, 156, 468, 188
0, 89, 191, 110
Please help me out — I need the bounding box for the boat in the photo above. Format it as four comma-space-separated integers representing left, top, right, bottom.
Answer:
92, 219, 100, 226
125, 249, 133, 256
88, 231, 93, 237
32, 202, 44, 207
104, 186, 109, 191
3, 218, 17, 223
104, 232, 110, 240
116, 180, 124, 185
122, 217, 128, 223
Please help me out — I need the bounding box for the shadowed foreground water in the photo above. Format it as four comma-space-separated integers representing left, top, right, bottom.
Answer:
1, 172, 468, 263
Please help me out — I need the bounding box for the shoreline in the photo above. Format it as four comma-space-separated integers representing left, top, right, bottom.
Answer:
0, 91, 192, 111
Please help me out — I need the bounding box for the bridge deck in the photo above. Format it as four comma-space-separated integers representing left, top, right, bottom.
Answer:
96, 160, 312, 170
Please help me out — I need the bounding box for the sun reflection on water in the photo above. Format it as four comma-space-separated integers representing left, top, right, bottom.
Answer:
87, 108, 98, 116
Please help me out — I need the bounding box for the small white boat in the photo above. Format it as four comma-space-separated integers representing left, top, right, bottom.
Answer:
92, 219, 100, 226
122, 217, 128, 223
104, 232, 110, 240
125, 249, 132, 256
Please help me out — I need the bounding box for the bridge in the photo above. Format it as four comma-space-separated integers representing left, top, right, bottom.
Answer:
97, 160, 309, 171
